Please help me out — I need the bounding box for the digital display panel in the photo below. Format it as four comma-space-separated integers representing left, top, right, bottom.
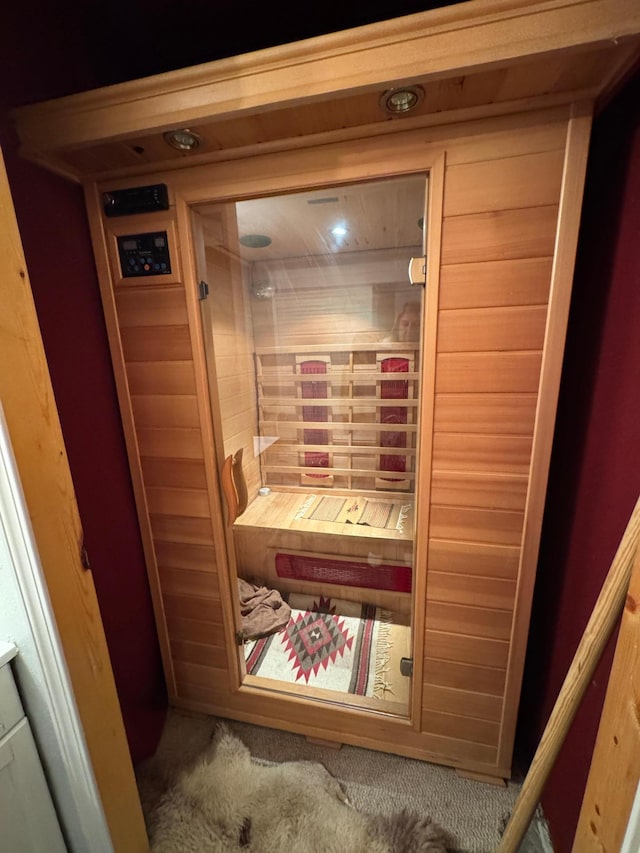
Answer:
117, 231, 172, 279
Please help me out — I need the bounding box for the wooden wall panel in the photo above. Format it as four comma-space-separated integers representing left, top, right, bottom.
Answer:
572, 545, 640, 852
250, 249, 420, 351
421, 132, 566, 764
431, 471, 528, 511
438, 258, 552, 309
109, 267, 230, 710
154, 541, 218, 572
425, 630, 510, 668
163, 595, 226, 660
140, 457, 208, 489
146, 486, 211, 517
131, 394, 200, 428
437, 305, 547, 352
423, 657, 506, 696
170, 639, 228, 671
173, 660, 230, 691
214, 353, 255, 382
441, 205, 559, 264
166, 616, 225, 647
115, 286, 189, 327
89, 109, 579, 780
434, 393, 537, 435
157, 566, 219, 599
435, 352, 543, 394
426, 602, 513, 640
150, 514, 214, 545
443, 150, 565, 217
429, 505, 524, 546
204, 217, 261, 499
423, 684, 504, 722
126, 361, 197, 395
120, 325, 193, 362
163, 592, 220, 623
433, 434, 533, 474
173, 677, 240, 712
428, 540, 520, 579
427, 571, 517, 610
444, 115, 567, 167
419, 708, 500, 747
136, 427, 204, 459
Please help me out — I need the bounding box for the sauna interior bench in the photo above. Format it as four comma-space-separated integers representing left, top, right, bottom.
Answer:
233, 489, 413, 542
232, 488, 414, 614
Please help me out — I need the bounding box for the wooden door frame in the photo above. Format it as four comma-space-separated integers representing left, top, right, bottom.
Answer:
170, 147, 440, 722
0, 144, 149, 852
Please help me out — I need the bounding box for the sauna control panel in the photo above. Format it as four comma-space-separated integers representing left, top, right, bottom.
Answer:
117, 231, 172, 277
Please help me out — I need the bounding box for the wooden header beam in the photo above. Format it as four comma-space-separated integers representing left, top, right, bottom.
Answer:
12, 0, 640, 163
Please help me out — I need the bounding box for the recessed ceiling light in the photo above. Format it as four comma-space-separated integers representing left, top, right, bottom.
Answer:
379, 86, 424, 116
239, 234, 272, 248
331, 225, 348, 237
163, 128, 202, 151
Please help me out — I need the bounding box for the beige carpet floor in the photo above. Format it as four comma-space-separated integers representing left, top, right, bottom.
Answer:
136, 709, 552, 853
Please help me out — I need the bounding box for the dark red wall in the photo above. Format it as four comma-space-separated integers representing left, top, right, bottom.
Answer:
3, 3, 640, 841
0, 0, 470, 768
0, 4, 167, 763
518, 70, 640, 851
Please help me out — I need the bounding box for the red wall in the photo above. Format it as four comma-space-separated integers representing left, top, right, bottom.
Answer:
0, 0, 464, 768
0, 4, 167, 763
518, 70, 640, 850
3, 4, 640, 841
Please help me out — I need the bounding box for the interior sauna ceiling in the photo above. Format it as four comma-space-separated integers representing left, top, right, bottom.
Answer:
199, 177, 426, 260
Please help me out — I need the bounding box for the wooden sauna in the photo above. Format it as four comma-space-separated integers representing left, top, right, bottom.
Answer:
12, 0, 640, 782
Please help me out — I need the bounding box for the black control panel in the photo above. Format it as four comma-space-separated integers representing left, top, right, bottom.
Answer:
117, 231, 172, 278
103, 183, 169, 217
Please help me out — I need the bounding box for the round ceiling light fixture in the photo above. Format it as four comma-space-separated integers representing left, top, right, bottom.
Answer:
379, 86, 424, 116
163, 128, 202, 151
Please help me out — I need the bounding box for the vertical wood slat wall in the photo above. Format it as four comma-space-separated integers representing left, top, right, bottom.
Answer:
421, 139, 566, 761
110, 237, 231, 707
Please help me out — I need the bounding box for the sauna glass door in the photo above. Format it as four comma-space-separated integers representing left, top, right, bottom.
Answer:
195, 175, 428, 716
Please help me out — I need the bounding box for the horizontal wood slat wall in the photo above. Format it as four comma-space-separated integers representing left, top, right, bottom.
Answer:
420, 137, 566, 759
111, 270, 228, 704
86, 106, 582, 780
255, 341, 420, 492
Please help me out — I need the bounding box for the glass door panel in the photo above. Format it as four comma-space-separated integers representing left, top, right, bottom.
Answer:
196, 174, 427, 716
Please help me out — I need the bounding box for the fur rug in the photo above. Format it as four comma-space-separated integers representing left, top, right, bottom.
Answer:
146, 724, 449, 852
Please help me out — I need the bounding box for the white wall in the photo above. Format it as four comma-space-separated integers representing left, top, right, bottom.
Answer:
0, 406, 113, 852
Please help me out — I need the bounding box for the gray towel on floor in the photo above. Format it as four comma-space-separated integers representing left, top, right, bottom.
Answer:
238, 578, 291, 640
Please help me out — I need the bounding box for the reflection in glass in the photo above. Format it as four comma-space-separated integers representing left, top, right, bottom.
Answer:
196, 174, 427, 716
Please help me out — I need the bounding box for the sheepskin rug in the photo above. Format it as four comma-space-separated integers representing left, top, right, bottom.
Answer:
147, 724, 449, 852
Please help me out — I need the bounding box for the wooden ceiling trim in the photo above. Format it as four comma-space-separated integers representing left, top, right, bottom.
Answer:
84, 104, 574, 191
12, 0, 640, 163
55, 98, 581, 183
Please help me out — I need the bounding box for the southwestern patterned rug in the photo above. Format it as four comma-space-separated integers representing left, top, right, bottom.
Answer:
244, 594, 410, 703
